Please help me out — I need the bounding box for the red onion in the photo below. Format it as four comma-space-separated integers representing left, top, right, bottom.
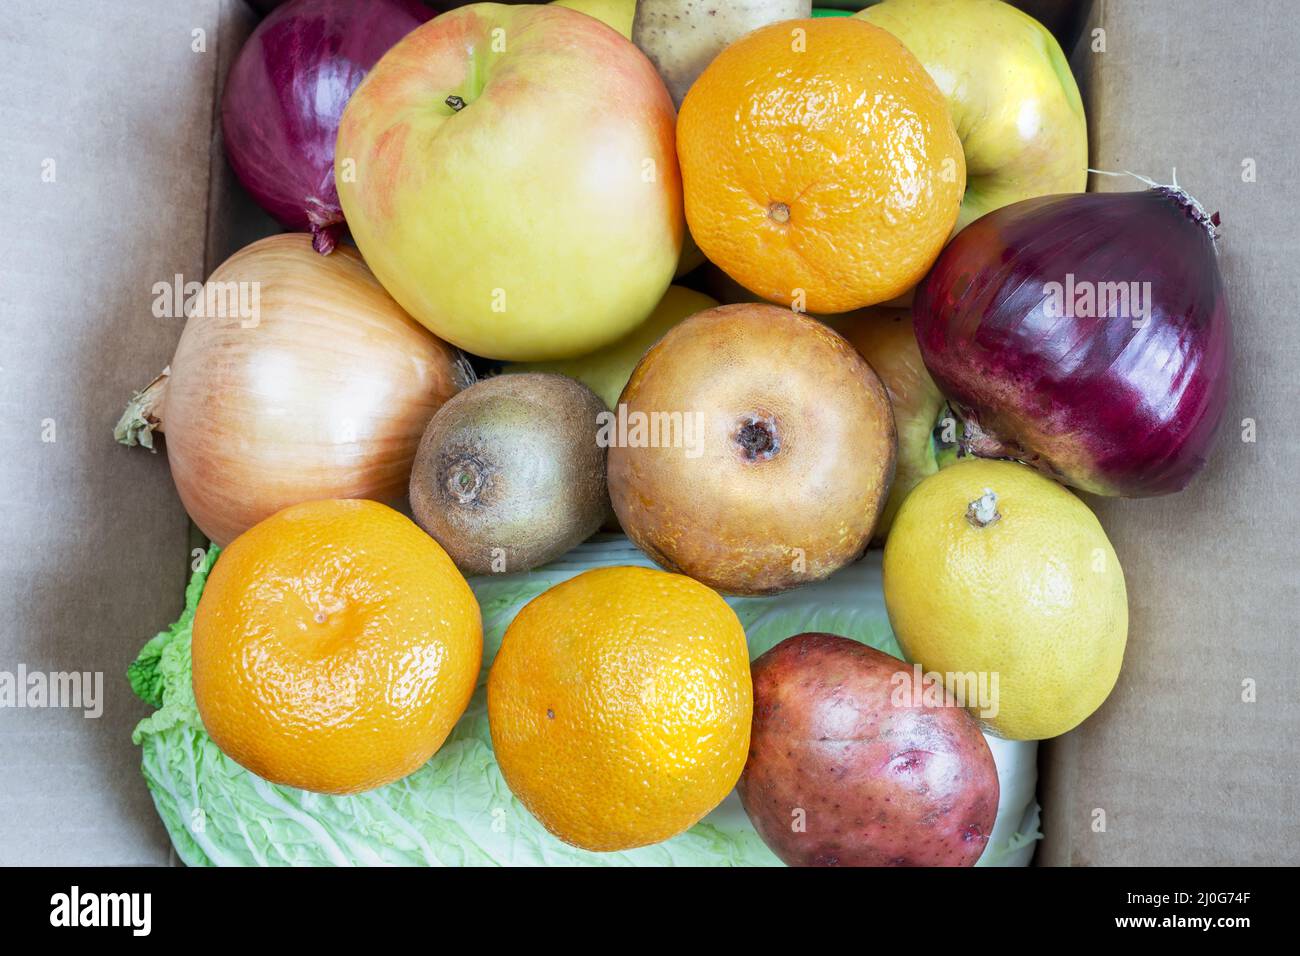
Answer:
913, 186, 1232, 497
221, 0, 430, 254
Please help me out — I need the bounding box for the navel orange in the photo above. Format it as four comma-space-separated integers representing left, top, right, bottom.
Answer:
677, 17, 965, 313
488, 566, 753, 852
191, 498, 483, 795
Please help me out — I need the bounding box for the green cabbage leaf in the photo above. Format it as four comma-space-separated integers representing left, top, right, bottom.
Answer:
130, 536, 1040, 866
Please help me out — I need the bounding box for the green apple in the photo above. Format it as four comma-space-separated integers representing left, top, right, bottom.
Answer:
336, 4, 683, 361
507, 285, 718, 411
552, 0, 636, 38
830, 308, 952, 542
857, 0, 1087, 229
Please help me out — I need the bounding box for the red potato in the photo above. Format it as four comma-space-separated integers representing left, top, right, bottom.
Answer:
737, 633, 998, 866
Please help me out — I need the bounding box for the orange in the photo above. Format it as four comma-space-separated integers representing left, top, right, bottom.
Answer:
488, 566, 753, 851
677, 18, 965, 314
191, 499, 482, 795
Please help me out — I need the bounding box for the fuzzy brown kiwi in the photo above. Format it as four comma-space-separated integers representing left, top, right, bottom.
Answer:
409, 373, 611, 575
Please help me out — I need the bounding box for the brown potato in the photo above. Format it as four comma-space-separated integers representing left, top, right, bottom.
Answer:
738, 633, 999, 866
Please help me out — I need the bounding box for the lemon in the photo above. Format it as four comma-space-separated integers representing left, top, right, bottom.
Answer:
882, 459, 1127, 740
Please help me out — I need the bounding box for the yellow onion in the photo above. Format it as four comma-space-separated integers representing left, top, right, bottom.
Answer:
116, 233, 472, 545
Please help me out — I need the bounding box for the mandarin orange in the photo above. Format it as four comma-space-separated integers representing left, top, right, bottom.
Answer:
191, 499, 482, 795
487, 566, 753, 851
677, 17, 965, 313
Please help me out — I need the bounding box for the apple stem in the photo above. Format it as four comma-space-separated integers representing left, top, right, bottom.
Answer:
445, 94, 466, 112
966, 488, 1001, 528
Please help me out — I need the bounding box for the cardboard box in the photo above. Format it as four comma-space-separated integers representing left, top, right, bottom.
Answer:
1, 0, 1294, 866
0, 0, 268, 866
1039, 0, 1300, 866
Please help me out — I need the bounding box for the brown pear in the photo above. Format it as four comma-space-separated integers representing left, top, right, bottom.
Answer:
607, 303, 895, 594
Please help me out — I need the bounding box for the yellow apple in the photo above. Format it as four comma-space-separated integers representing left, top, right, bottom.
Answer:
550, 1, 709, 275
857, 0, 1087, 229
507, 285, 718, 410
831, 308, 952, 542
552, 0, 635, 38
336, 4, 683, 361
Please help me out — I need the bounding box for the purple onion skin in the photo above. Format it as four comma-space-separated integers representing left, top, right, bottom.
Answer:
913, 188, 1232, 497
221, 0, 431, 254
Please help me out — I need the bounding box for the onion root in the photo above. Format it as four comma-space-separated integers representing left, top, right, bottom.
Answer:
113, 368, 169, 451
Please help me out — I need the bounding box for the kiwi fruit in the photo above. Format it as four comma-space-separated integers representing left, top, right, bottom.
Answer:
410, 373, 610, 575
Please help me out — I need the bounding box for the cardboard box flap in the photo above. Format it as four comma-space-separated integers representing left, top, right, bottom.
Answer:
1037, 0, 1300, 866
0, 0, 265, 866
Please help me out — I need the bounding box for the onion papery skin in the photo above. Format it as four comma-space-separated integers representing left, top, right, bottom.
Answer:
913, 188, 1232, 497
220, 0, 431, 254
158, 233, 469, 546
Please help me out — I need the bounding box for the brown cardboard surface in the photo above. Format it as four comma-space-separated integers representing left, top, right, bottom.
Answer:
0, 0, 264, 865
1037, 0, 1300, 865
